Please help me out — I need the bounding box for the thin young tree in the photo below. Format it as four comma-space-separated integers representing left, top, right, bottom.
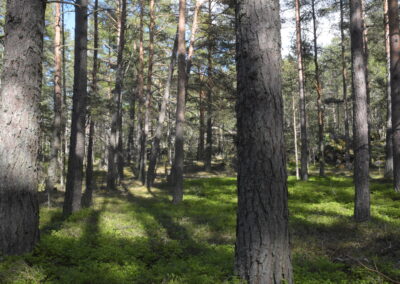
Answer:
350, 0, 370, 221
107, 0, 127, 190
0, 0, 45, 255
235, 0, 293, 282
63, 0, 89, 216
205, 0, 213, 172
295, 0, 308, 180
388, 0, 400, 191
46, 2, 63, 195
172, 0, 187, 204
311, 0, 325, 177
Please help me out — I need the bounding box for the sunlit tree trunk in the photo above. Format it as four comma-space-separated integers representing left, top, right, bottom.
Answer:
47, 1, 63, 196
205, 0, 213, 172
172, 0, 187, 204
350, 0, 370, 221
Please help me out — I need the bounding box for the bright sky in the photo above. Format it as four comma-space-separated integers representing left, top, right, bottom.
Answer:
62, 1, 337, 58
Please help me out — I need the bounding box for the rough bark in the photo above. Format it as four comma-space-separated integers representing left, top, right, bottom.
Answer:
0, 0, 45, 255
61, 2, 67, 187
311, 0, 325, 177
46, 1, 63, 194
205, 0, 213, 172
295, 0, 308, 180
340, 0, 351, 169
350, 0, 370, 221
172, 0, 187, 204
107, 0, 127, 190
147, 30, 178, 189
384, 0, 393, 178
63, 0, 88, 216
388, 0, 400, 191
197, 82, 206, 160
234, 0, 293, 282
82, 0, 99, 208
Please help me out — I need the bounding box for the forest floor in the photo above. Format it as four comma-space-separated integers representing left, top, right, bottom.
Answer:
1, 167, 400, 283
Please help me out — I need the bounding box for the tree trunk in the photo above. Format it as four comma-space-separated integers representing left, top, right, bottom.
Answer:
350, 0, 370, 221
205, 0, 213, 172
82, 0, 99, 208
63, 0, 88, 216
83, 118, 95, 207
295, 0, 308, 180
311, 0, 325, 177
137, 0, 146, 182
340, 0, 351, 169
384, 0, 393, 178
47, 1, 63, 195
61, 2, 67, 188
293, 95, 300, 180
0, 0, 45, 255
235, 0, 293, 282
147, 30, 178, 188
107, 0, 127, 190
172, 0, 187, 204
141, 0, 155, 185
388, 0, 400, 191
197, 83, 206, 160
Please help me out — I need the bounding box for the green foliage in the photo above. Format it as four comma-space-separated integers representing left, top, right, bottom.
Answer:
1, 175, 400, 283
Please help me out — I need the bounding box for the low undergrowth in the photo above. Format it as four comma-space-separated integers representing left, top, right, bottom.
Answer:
0, 173, 399, 283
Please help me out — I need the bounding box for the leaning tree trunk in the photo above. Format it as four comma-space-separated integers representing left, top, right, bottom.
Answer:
46, 1, 63, 195
234, 0, 293, 282
340, 0, 351, 169
82, 0, 99, 208
350, 0, 370, 221
311, 0, 325, 177
172, 0, 187, 204
147, 31, 178, 188
107, 0, 127, 190
384, 0, 393, 178
0, 0, 45, 255
388, 0, 400, 191
295, 0, 308, 180
63, 0, 88, 216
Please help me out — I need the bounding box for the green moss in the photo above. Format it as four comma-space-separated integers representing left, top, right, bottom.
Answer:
1, 174, 399, 283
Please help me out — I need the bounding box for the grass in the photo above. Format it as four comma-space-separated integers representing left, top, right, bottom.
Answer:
0, 172, 400, 283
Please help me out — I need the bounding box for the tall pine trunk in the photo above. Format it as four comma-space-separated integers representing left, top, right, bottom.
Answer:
107, 0, 127, 190
147, 31, 178, 188
0, 0, 45, 255
340, 0, 351, 169
311, 0, 325, 177
235, 0, 293, 282
384, 0, 393, 178
172, 0, 187, 204
83, 0, 99, 207
205, 0, 213, 172
47, 2, 63, 194
388, 0, 400, 191
295, 0, 308, 180
63, 0, 88, 216
350, 0, 370, 221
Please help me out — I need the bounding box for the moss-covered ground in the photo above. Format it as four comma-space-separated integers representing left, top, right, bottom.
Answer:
1, 171, 400, 283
